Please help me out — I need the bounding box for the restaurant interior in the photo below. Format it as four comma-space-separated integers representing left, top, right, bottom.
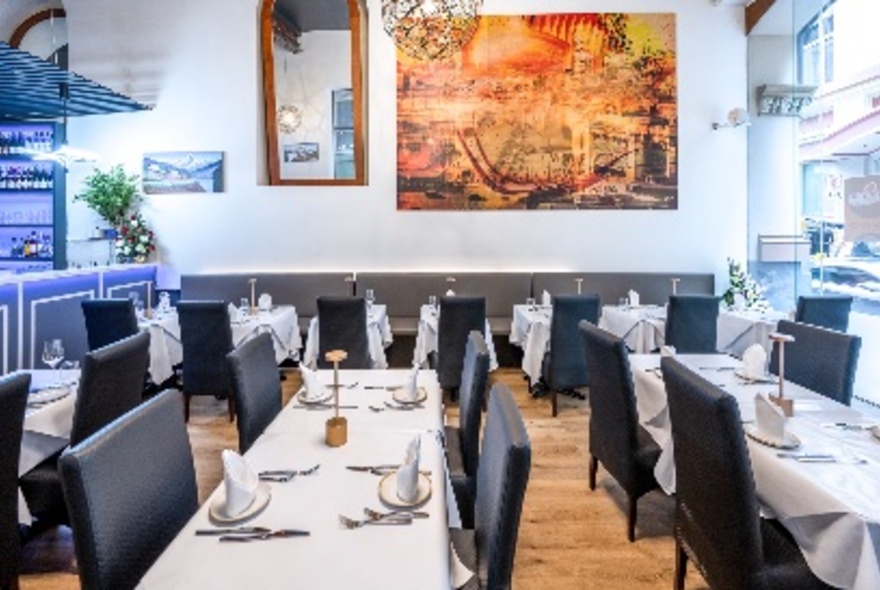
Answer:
3, 0, 880, 588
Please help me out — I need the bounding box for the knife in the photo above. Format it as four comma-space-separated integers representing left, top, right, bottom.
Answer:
777, 453, 836, 462
195, 526, 271, 536
218, 529, 311, 541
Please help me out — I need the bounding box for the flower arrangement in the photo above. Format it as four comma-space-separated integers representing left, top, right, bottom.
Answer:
115, 212, 155, 262
722, 258, 768, 311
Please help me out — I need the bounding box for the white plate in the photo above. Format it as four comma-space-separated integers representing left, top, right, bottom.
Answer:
378, 472, 432, 508
297, 388, 333, 404
29, 386, 72, 405
744, 425, 801, 450
209, 482, 272, 524
734, 369, 778, 384
392, 386, 427, 405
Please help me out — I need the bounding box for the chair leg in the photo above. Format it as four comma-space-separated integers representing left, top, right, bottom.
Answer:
552, 389, 558, 417
627, 493, 638, 542
184, 392, 191, 423
227, 396, 235, 422
588, 454, 598, 491
674, 540, 688, 590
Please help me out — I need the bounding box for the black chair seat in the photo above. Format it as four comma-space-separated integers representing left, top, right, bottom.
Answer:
18, 455, 67, 524
634, 426, 662, 481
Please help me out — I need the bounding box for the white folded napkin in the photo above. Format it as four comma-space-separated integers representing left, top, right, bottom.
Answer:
227, 302, 238, 319
299, 365, 324, 400
221, 449, 259, 517
258, 293, 272, 311
660, 345, 676, 357
397, 436, 421, 503
541, 289, 552, 306
628, 289, 640, 306
449, 541, 475, 589
754, 393, 787, 445
402, 366, 420, 402
446, 289, 456, 296
741, 343, 767, 380
733, 293, 747, 311
158, 292, 171, 313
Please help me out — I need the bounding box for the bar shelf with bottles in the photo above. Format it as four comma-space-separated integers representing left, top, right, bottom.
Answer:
0, 122, 64, 273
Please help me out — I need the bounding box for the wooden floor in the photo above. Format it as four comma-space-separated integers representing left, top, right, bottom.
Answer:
18, 368, 708, 589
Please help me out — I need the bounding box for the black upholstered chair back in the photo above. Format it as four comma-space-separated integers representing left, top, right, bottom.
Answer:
71, 331, 151, 447
81, 299, 139, 351
579, 321, 643, 492
0, 373, 31, 589
665, 295, 720, 353
59, 390, 198, 590
661, 356, 765, 589
437, 296, 486, 390
768, 319, 861, 406
475, 383, 531, 589
316, 296, 371, 369
457, 331, 490, 479
545, 294, 600, 389
177, 301, 235, 396
795, 295, 853, 332
227, 332, 282, 453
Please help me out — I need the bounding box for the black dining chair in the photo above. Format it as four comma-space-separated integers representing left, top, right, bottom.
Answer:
450, 383, 531, 590
435, 296, 486, 394
19, 331, 151, 528
445, 331, 490, 529
316, 296, 371, 369
227, 332, 283, 453
537, 294, 600, 417
768, 319, 861, 406
665, 295, 720, 353
580, 321, 660, 542
661, 356, 834, 590
795, 295, 853, 332
81, 299, 139, 351
0, 373, 31, 590
176, 301, 235, 422
59, 389, 199, 590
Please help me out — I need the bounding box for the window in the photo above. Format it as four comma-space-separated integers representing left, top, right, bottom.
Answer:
798, 2, 835, 86
332, 89, 354, 180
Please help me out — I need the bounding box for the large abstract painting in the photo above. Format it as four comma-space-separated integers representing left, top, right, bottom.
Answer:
396, 13, 677, 210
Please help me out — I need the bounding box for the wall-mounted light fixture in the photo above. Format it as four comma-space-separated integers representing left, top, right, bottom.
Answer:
712, 107, 750, 130
757, 84, 817, 117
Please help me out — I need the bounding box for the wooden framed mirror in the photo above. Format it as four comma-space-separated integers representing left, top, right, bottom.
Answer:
261, 0, 367, 186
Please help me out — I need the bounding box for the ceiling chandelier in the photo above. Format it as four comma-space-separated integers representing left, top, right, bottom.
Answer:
277, 104, 302, 134
381, 0, 483, 61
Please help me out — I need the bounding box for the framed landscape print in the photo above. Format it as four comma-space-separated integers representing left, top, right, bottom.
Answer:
142, 151, 224, 194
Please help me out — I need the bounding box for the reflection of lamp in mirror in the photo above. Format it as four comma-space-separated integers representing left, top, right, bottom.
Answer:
277, 104, 302, 134
381, 0, 483, 61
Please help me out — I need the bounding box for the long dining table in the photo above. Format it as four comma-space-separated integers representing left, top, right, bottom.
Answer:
141, 305, 302, 383
137, 368, 464, 590
631, 353, 880, 590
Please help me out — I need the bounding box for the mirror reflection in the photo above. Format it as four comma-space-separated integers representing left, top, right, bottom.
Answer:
261, 0, 367, 185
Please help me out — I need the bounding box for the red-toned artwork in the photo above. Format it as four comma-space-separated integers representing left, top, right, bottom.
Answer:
396, 13, 677, 210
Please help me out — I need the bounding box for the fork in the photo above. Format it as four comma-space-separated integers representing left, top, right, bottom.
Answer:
258, 463, 321, 482
363, 508, 429, 520
338, 514, 413, 529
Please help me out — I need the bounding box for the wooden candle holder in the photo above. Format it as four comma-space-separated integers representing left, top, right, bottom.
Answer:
325, 349, 348, 447
670, 277, 680, 296
575, 278, 583, 295
768, 332, 795, 417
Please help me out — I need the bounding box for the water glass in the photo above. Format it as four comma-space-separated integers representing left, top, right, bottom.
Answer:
428, 295, 438, 312
526, 297, 536, 311
619, 296, 629, 308
42, 339, 64, 385
365, 289, 375, 310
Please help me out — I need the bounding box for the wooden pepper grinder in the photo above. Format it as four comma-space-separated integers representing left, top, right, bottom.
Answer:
325, 349, 348, 447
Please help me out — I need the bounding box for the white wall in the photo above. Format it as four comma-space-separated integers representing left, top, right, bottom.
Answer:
62, 0, 748, 288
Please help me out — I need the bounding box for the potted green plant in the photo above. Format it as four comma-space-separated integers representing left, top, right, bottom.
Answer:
75, 164, 142, 229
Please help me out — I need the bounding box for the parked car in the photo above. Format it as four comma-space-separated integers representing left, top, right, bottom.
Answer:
811, 259, 880, 302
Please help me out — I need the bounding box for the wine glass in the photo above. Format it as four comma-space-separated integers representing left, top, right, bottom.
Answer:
428, 295, 438, 314
42, 339, 64, 385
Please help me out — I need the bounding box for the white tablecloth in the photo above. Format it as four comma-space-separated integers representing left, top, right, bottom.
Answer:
142, 306, 302, 383
138, 368, 457, 590
302, 304, 393, 369
413, 305, 498, 371
19, 369, 80, 523
509, 304, 552, 382
630, 353, 879, 590
716, 309, 786, 357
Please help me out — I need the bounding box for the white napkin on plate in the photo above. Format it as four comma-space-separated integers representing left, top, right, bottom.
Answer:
222, 449, 259, 517
401, 366, 420, 402
541, 290, 552, 306
397, 436, 421, 503
628, 289, 640, 306
741, 343, 767, 380
754, 393, 787, 446
446, 289, 455, 296
299, 365, 324, 400
258, 293, 272, 311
